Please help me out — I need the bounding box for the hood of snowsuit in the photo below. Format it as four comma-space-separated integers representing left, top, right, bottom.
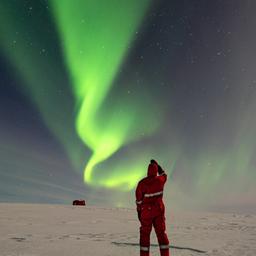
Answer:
147, 163, 158, 177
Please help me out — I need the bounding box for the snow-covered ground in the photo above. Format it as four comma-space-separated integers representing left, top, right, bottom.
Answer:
0, 203, 255, 256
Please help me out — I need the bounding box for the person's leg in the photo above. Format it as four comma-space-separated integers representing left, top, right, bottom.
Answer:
153, 214, 169, 256
140, 217, 152, 256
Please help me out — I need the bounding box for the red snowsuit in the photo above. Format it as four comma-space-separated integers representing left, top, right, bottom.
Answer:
135, 163, 169, 256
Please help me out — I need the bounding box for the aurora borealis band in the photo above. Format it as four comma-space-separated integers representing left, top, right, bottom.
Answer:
0, 0, 256, 211
50, 0, 161, 188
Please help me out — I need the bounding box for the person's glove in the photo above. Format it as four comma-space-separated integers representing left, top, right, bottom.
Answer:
157, 164, 164, 175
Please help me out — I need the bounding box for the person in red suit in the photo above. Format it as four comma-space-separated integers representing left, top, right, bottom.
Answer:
135, 159, 169, 256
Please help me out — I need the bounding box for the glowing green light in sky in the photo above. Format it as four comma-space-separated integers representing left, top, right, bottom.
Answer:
0, 0, 166, 192
50, 0, 158, 188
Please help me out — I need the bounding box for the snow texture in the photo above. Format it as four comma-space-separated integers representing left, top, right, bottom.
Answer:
0, 203, 255, 256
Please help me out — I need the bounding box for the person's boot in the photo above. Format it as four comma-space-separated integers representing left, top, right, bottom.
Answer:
140, 251, 149, 256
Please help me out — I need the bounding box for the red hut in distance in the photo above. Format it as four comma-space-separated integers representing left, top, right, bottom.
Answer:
72, 200, 86, 206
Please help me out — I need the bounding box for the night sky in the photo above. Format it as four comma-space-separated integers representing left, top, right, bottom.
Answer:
0, 0, 255, 212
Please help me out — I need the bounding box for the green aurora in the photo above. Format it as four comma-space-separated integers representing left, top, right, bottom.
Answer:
0, 0, 167, 191
50, 0, 160, 189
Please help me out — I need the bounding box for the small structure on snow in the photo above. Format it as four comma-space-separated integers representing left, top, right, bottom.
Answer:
72, 200, 86, 206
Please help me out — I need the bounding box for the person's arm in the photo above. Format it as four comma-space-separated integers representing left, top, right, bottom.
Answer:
135, 183, 143, 221
151, 159, 167, 183
158, 164, 167, 183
